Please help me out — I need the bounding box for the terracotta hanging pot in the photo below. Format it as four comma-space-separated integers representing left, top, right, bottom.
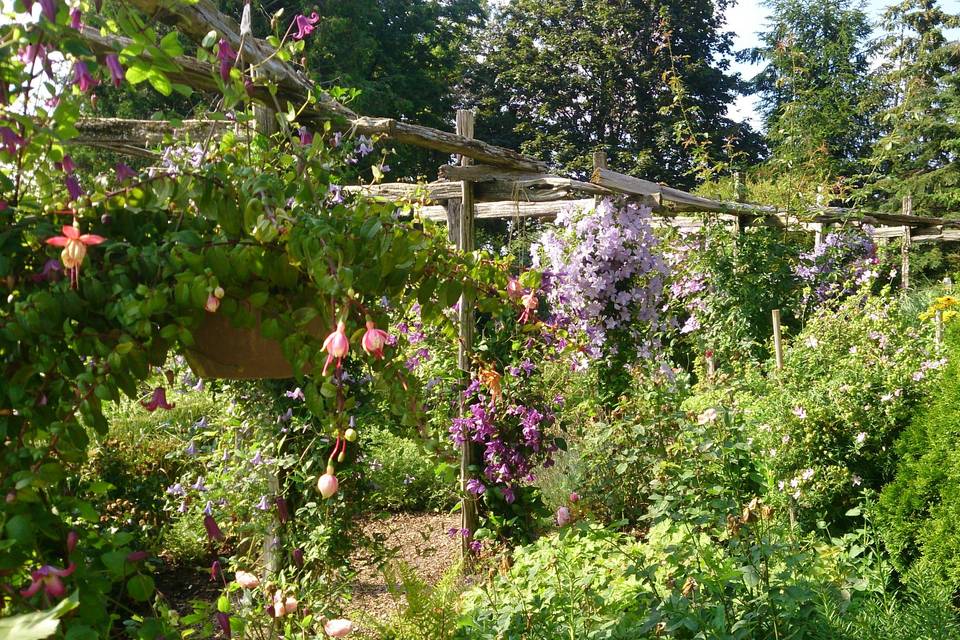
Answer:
185, 311, 324, 379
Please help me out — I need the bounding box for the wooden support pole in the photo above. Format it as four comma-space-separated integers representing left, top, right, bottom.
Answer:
901, 195, 913, 292
456, 109, 479, 560
593, 151, 607, 206
772, 309, 784, 371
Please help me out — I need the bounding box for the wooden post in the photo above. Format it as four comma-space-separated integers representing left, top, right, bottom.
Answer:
706, 352, 716, 382
814, 223, 825, 248
456, 109, 479, 559
901, 196, 912, 292
593, 151, 607, 206
772, 309, 784, 371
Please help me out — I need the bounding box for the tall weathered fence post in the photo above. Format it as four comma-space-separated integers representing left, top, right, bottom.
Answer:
593, 151, 607, 206
456, 109, 479, 560
901, 195, 912, 292
772, 309, 784, 371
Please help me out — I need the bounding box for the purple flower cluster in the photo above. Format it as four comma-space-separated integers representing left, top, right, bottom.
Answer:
449, 385, 557, 504
795, 226, 878, 306
532, 199, 669, 363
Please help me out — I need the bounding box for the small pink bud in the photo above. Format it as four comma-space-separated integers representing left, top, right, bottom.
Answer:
205, 294, 220, 313
66, 530, 78, 554
292, 547, 304, 569
556, 506, 571, 527
317, 473, 339, 499
569, 492, 580, 503
506, 277, 524, 300
126, 550, 149, 563
321, 320, 350, 375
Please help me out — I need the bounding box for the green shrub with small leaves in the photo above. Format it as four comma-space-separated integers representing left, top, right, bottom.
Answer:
739, 290, 935, 530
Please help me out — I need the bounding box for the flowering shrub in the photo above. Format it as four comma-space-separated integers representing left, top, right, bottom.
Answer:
740, 291, 936, 529
795, 225, 879, 311
666, 222, 800, 365
532, 199, 668, 396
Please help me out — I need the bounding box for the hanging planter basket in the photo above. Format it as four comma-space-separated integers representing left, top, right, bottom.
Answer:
184, 311, 324, 380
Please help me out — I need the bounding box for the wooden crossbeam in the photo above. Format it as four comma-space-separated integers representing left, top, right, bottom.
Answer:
417, 198, 596, 221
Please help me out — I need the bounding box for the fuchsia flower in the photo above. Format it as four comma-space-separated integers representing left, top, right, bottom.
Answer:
65, 174, 83, 201
217, 39, 237, 82
290, 12, 320, 40
115, 162, 136, 183
235, 570, 260, 589
203, 514, 225, 541
506, 277, 524, 300
298, 127, 313, 146
555, 506, 571, 527
141, 386, 174, 411
569, 492, 580, 503
216, 612, 231, 638
73, 61, 97, 93
210, 560, 222, 582
518, 291, 539, 323
66, 530, 78, 554
275, 497, 289, 524
321, 321, 350, 375
38, 0, 57, 21
69, 7, 81, 29
0, 126, 25, 155
271, 591, 298, 617
361, 321, 389, 359
324, 619, 354, 638
58, 155, 76, 174
317, 472, 338, 499
45, 224, 105, 287
105, 54, 123, 87
205, 294, 220, 313
292, 547, 304, 569
20, 563, 76, 599
126, 550, 148, 563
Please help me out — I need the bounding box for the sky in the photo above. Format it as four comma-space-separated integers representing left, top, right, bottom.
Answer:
725, 0, 960, 128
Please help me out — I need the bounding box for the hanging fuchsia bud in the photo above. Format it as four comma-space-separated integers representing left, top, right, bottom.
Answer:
292, 547, 304, 569
203, 514, 225, 541
321, 320, 349, 375
69, 7, 81, 29
317, 470, 338, 499
73, 61, 97, 93
519, 292, 539, 324
275, 497, 289, 524
105, 54, 124, 87
38, 0, 57, 22
217, 39, 236, 82
506, 277, 524, 300
66, 530, 78, 554
298, 127, 313, 146
59, 155, 76, 174
210, 559, 222, 582
216, 612, 231, 638
205, 294, 220, 313
361, 321, 389, 359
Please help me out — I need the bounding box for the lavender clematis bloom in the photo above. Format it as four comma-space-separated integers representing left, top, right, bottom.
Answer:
291, 12, 320, 40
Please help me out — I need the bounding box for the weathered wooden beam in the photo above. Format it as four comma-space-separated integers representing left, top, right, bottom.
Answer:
590, 167, 778, 215
73, 118, 232, 150
418, 198, 596, 221
439, 164, 612, 200
343, 181, 462, 203
353, 119, 548, 173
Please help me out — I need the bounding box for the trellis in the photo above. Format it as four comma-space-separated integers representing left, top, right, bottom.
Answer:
64, 0, 954, 555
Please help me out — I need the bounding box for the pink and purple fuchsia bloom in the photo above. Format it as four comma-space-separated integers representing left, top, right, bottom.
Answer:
291, 12, 320, 40
20, 563, 76, 599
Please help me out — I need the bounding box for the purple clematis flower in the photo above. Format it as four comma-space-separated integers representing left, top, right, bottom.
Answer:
30, 259, 62, 283
38, 0, 57, 22
69, 7, 81, 29
466, 478, 485, 495
105, 54, 123, 87
255, 495, 270, 511
290, 12, 320, 40
284, 387, 304, 401
298, 126, 313, 146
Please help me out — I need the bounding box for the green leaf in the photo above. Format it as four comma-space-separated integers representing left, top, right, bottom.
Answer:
126, 574, 155, 602
147, 70, 173, 96
0, 591, 79, 640
125, 62, 150, 85
159, 31, 184, 57
5, 514, 34, 545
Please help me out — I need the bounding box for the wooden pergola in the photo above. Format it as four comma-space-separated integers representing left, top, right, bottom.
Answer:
60, 0, 953, 557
